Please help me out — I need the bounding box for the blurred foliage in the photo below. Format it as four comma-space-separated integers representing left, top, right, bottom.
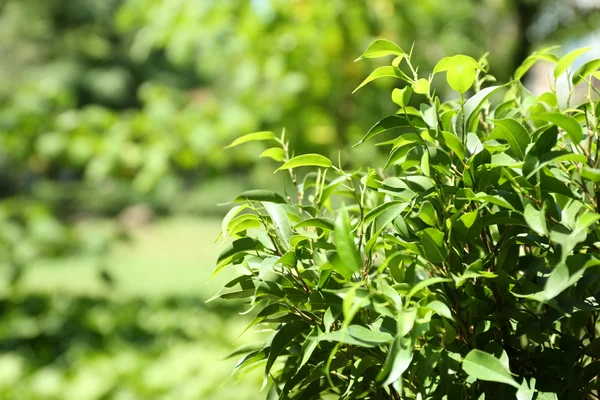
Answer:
0, 294, 262, 400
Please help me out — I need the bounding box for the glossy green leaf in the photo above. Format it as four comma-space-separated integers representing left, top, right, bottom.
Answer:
295, 217, 335, 231
488, 118, 529, 160
277, 154, 332, 171
317, 325, 393, 347
531, 112, 583, 143
354, 115, 414, 146
462, 349, 520, 389
572, 58, 600, 86
353, 66, 406, 94
263, 202, 293, 249
433, 54, 481, 74
554, 47, 592, 78
355, 39, 405, 61
392, 87, 412, 107
214, 237, 264, 276
417, 228, 446, 264
441, 131, 466, 159
334, 205, 362, 276
413, 78, 430, 94
377, 336, 413, 386
447, 65, 477, 93
514, 46, 559, 80
407, 277, 452, 301
225, 131, 275, 148
456, 85, 506, 139
265, 321, 310, 377
234, 190, 287, 204
259, 147, 286, 162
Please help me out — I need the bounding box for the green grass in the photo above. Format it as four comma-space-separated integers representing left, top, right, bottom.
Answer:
17, 217, 230, 298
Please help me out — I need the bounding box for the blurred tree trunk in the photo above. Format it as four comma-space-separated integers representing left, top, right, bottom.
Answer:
513, 0, 541, 69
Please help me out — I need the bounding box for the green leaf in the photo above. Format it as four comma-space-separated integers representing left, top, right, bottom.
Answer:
413, 78, 430, 95
396, 309, 417, 337
392, 87, 412, 107
417, 228, 446, 264
572, 58, 600, 86
453, 210, 482, 242
354, 115, 414, 146
277, 154, 332, 171
433, 55, 481, 73
317, 325, 393, 347
447, 65, 477, 93
456, 85, 506, 139
582, 166, 600, 182
377, 336, 413, 386
424, 300, 455, 321
265, 321, 310, 378
514, 46, 559, 80
462, 349, 520, 389
295, 217, 335, 231
225, 131, 275, 149
416, 201, 437, 226
353, 66, 406, 94
259, 147, 286, 162
364, 201, 407, 225
531, 112, 583, 143
334, 205, 362, 276
407, 277, 452, 301
214, 237, 263, 276
234, 190, 287, 204
523, 203, 547, 236
543, 254, 600, 301
488, 118, 529, 160
554, 47, 592, 78
263, 202, 293, 250
441, 131, 466, 159
355, 39, 405, 61
221, 205, 249, 236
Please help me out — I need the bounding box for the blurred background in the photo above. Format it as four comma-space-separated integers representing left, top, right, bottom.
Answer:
0, 0, 599, 398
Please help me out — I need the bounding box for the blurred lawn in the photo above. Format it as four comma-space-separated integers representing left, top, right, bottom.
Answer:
0, 217, 264, 400
18, 217, 230, 298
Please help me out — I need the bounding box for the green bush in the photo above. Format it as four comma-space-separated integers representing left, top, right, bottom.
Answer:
214, 41, 600, 399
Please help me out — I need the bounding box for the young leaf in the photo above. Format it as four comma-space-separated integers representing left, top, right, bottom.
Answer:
553, 47, 592, 78
392, 87, 412, 107
355, 39, 405, 61
572, 58, 600, 86
260, 147, 286, 162
462, 349, 520, 389
413, 78, 430, 95
514, 46, 559, 80
277, 154, 332, 171
225, 131, 275, 148
353, 66, 406, 94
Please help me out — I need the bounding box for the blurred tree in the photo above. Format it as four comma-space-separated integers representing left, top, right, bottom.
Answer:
0, 0, 599, 280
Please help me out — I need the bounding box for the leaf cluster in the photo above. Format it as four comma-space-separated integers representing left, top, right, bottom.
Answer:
215, 41, 600, 399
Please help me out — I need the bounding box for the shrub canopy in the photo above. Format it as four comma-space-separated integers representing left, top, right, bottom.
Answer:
215, 41, 600, 399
